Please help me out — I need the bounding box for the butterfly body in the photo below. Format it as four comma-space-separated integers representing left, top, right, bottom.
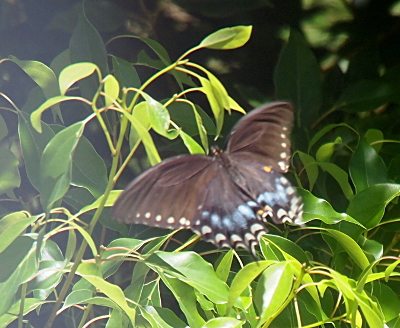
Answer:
113, 102, 303, 257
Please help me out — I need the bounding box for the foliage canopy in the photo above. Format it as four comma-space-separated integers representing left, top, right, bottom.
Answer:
1, 1, 400, 328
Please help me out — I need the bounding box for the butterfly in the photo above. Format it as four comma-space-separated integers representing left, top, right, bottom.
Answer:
112, 101, 303, 257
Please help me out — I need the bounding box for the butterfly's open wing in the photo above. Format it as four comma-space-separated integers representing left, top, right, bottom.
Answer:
226, 102, 294, 173
113, 152, 272, 256
112, 155, 217, 229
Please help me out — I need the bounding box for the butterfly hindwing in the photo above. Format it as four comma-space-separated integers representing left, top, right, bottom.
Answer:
189, 161, 268, 254
228, 152, 303, 226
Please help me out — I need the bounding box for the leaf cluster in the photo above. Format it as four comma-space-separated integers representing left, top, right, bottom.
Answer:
1, 3, 400, 328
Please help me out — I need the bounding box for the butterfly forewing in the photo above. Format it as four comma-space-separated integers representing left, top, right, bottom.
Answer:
226, 102, 294, 173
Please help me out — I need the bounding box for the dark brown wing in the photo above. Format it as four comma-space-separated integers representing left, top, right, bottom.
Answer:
226, 102, 294, 173
112, 154, 217, 229
112, 151, 277, 256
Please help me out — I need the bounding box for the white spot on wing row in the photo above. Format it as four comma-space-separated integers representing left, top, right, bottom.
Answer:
230, 234, 243, 243
244, 232, 255, 245
250, 223, 265, 235
278, 161, 287, 171
215, 233, 227, 243
201, 225, 212, 235
277, 208, 288, 219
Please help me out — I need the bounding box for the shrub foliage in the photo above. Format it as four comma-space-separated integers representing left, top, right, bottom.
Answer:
1, 3, 400, 328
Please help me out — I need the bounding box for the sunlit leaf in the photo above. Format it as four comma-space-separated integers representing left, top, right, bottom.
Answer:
59, 62, 99, 95
198, 26, 252, 50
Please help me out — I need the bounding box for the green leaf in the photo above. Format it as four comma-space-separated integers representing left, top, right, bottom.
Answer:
198, 76, 224, 136
40, 122, 84, 213
160, 274, 205, 328
8, 56, 62, 119
369, 283, 400, 322
318, 162, 354, 200
50, 48, 71, 77
325, 229, 370, 270
76, 262, 136, 326
215, 249, 233, 282
0, 140, 20, 194
18, 111, 55, 189
201, 317, 243, 328
227, 261, 275, 310
349, 138, 387, 193
308, 123, 354, 152
111, 55, 141, 89
254, 262, 294, 327
103, 74, 120, 106
274, 29, 322, 127
59, 62, 99, 95
8, 56, 59, 98
80, 190, 121, 214
60, 289, 93, 313
316, 142, 336, 162
297, 151, 319, 190
198, 26, 252, 50
140, 306, 188, 328
69, 10, 108, 103
206, 70, 231, 110
347, 183, 400, 229
179, 130, 205, 154
101, 238, 148, 278
0, 212, 37, 253
127, 112, 161, 166
358, 292, 385, 327
71, 135, 108, 198
143, 95, 172, 137
365, 129, 384, 153
111, 55, 141, 105
136, 36, 171, 66
30, 95, 86, 133
27, 259, 64, 292
64, 187, 96, 211
0, 298, 45, 327
298, 189, 363, 226
0, 236, 38, 316
149, 252, 229, 304
168, 101, 214, 150
263, 235, 309, 265
64, 228, 77, 263
69, 11, 108, 75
